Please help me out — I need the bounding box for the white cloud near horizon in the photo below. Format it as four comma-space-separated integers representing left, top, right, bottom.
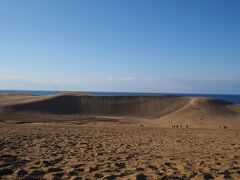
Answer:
0, 74, 22, 80
0, 68, 16, 73
0, 68, 22, 80
119, 76, 136, 81
0, 74, 240, 94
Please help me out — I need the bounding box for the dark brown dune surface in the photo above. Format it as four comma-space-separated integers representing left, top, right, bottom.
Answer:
0, 92, 239, 128
0, 92, 90, 107
4, 95, 191, 117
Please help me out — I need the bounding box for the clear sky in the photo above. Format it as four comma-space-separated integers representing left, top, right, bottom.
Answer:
0, 0, 240, 94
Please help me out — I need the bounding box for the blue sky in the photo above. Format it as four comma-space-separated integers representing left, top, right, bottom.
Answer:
0, 0, 240, 94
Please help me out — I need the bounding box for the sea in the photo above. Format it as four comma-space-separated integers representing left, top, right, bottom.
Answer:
0, 90, 240, 104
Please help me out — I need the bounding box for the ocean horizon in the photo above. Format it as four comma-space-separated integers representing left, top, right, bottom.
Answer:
0, 89, 240, 104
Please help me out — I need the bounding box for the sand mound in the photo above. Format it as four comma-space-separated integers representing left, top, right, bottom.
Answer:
1, 93, 239, 128
3, 94, 191, 117
153, 97, 240, 128
2, 93, 238, 117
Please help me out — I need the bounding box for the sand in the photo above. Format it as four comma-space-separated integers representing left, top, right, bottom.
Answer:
1, 92, 240, 129
0, 123, 239, 179
0, 93, 240, 179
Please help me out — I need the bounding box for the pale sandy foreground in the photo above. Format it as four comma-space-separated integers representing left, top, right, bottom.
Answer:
0, 123, 239, 180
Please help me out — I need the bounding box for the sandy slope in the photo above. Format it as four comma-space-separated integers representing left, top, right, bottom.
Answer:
152, 97, 240, 129
0, 124, 239, 179
0, 92, 239, 129
3, 94, 191, 117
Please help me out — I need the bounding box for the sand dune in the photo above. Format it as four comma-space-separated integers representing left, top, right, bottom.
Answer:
0, 93, 240, 179
3, 94, 190, 116
2, 93, 238, 116
153, 97, 240, 129
0, 92, 239, 128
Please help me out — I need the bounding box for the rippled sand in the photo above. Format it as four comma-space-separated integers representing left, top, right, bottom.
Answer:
0, 123, 239, 180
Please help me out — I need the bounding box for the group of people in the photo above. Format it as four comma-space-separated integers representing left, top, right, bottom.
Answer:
172, 124, 189, 128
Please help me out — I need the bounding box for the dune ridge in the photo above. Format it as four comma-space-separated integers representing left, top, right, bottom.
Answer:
3, 94, 190, 116
1, 93, 238, 117
0, 93, 239, 128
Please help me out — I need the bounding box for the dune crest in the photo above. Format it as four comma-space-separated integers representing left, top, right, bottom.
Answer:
3, 94, 190, 116
1, 93, 238, 116
0, 93, 239, 128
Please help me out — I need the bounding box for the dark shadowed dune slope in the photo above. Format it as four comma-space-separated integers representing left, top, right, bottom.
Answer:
4, 95, 191, 117
1, 93, 239, 120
